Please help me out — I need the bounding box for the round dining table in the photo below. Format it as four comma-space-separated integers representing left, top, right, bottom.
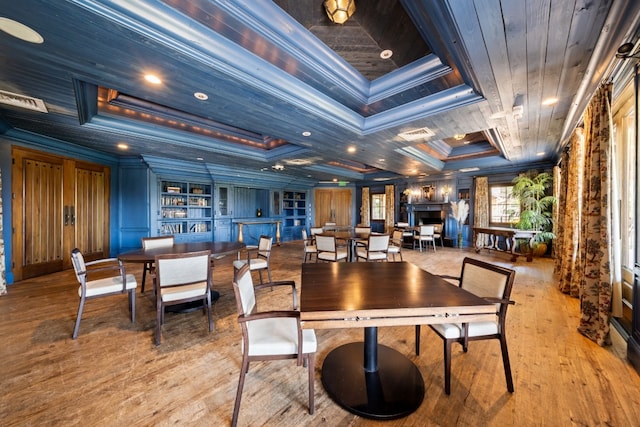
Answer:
118, 240, 246, 311
117, 240, 245, 263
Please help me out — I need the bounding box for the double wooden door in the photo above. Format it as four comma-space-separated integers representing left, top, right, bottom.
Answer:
314, 188, 352, 227
11, 147, 110, 281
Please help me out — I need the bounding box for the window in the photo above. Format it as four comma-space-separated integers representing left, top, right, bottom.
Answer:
612, 80, 636, 269
490, 185, 520, 225
371, 194, 386, 220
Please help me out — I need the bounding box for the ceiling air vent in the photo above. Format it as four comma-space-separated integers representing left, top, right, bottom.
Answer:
0, 89, 48, 113
398, 127, 435, 141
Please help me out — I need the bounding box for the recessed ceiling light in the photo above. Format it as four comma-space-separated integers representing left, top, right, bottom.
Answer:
196, 157, 204, 161
284, 158, 313, 166
302, 131, 311, 137
0, 18, 43, 43
144, 74, 162, 85
537, 151, 545, 156
347, 146, 357, 153
117, 143, 129, 150
378, 158, 385, 162
332, 178, 338, 182
542, 97, 558, 106
380, 49, 393, 59
459, 167, 480, 172
194, 92, 208, 100
453, 133, 466, 140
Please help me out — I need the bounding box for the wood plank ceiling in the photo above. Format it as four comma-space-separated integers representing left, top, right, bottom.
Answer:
0, 0, 639, 185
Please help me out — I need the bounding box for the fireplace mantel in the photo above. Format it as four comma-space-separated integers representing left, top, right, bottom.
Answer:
411, 203, 445, 211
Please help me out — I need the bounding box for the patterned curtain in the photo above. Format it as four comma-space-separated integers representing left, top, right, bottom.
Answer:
577, 83, 614, 346
385, 185, 395, 233
473, 177, 489, 248
360, 187, 370, 226
0, 167, 6, 296
555, 130, 585, 297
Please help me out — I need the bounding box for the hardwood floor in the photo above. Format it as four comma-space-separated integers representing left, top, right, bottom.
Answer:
1, 242, 639, 426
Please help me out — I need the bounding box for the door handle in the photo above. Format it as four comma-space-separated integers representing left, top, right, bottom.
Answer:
70, 206, 75, 226
64, 206, 69, 226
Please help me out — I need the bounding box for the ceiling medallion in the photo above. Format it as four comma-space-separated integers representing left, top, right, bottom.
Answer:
324, 0, 356, 25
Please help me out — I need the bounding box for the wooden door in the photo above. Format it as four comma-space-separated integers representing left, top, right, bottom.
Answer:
11, 147, 110, 281
71, 160, 110, 261
314, 189, 352, 226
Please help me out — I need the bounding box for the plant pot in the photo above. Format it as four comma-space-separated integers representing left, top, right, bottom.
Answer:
532, 242, 547, 257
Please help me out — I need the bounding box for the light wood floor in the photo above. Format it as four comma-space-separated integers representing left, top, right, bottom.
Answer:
2, 242, 640, 426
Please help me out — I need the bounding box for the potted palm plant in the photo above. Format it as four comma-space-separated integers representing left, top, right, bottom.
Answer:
511, 170, 557, 256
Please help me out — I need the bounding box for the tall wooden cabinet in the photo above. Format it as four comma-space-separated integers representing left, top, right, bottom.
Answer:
11, 147, 110, 280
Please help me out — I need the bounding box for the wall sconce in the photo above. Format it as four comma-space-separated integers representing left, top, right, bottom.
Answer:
324, 0, 356, 24
441, 185, 451, 203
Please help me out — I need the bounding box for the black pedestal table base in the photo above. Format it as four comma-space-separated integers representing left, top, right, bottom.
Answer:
321, 329, 425, 419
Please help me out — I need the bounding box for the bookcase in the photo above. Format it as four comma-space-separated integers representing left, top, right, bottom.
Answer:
159, 180, 212, 240
283, 191, 306, 239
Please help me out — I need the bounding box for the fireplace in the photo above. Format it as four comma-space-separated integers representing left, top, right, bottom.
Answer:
411, 204, 445, 236
417, 210, 443, 225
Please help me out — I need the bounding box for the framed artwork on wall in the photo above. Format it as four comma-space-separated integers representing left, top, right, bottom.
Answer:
422, 185, 435, 201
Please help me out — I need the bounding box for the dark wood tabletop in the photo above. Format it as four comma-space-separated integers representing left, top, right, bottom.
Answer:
300, 261, 495, 329
118, 241, 246, 263
300, 261, 495, 420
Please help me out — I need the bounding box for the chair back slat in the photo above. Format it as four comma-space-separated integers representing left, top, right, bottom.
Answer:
368, 234, 390, 251
459, 257, 515, 311
257, 235, 272, 258
233, 264, 257, 316
70, 249, 86, 283
142, 235, 175, 250
419, 225, 434, 235
355, 226, 371, 235
315, 235, 336, 252
310, 227, 324, 236
156, 250, 211, 287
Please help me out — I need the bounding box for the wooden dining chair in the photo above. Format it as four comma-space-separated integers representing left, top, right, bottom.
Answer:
231, 264, 316, 427
233, 235, 273, 284
396, 221, 414, 248
414, 225, 436, 252
355, 233, 390, 262
301, 229, 317, 263
140, 235, 175, 293
70, 248, 137, 339
387, 229, 404, 261
315, 234, 348, 262
154, 250, 213, 345
415, 257, 516, 394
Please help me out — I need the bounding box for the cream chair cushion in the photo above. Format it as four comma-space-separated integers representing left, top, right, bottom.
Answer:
78, 274, 137, 297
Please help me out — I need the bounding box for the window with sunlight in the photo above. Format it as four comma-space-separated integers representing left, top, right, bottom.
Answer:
490, 185, 520, 225
371, 194, 386, 220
